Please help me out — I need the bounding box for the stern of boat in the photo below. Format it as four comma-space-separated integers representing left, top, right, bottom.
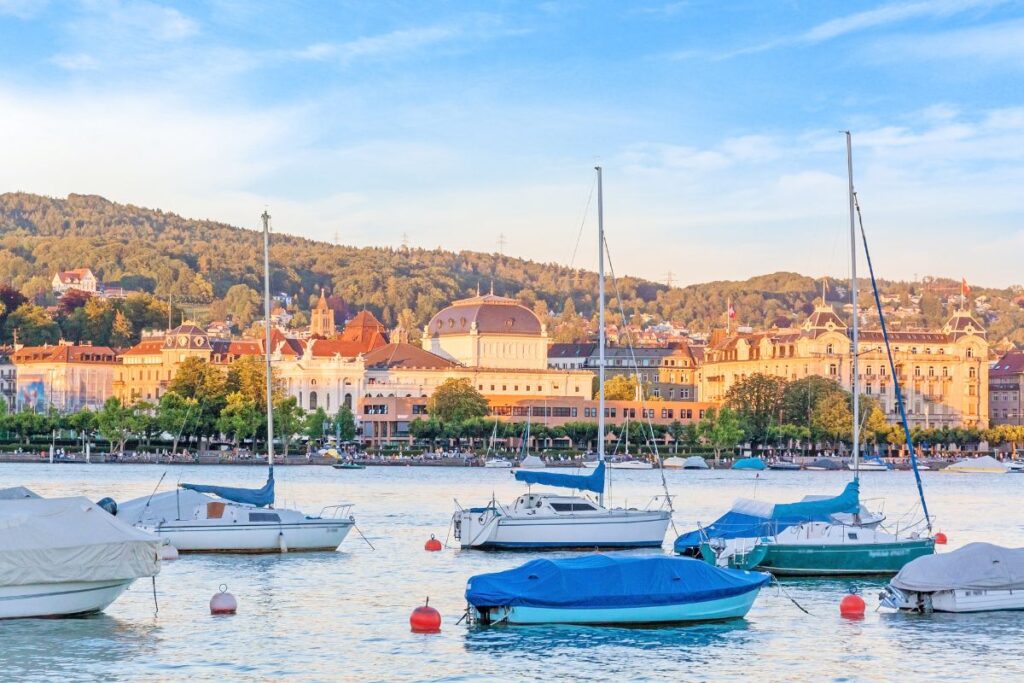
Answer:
453, 507, 500, 549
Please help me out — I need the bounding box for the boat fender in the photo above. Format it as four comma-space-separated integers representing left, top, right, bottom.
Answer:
278, 532, 288, 553
97, 497, 118, 515
210, 585, 238, 615
410, 597, 442, 633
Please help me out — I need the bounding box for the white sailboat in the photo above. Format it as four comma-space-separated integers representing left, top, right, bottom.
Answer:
453, 167, 671, 550
119, 211, 354, 553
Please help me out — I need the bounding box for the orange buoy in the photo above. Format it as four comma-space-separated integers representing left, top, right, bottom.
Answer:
210, 585, 238, 615
934, 532, 948, 545
410, 597, 441, 633
424, 534, 442, 552
839, 592, 866, 619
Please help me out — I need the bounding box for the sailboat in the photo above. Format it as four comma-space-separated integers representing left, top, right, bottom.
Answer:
482, 421, 513, 468
118, 211, 355, 553
583, 413, 655, 469
674, 134, 935, 574
515, 415, 546, 469
452, 167, 671, 550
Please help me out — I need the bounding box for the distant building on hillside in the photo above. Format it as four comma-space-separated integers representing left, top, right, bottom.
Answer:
989, 351, 1024, 426
51, 268, 98, 295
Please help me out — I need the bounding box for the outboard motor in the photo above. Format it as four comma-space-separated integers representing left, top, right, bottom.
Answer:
96, 497, 118, 516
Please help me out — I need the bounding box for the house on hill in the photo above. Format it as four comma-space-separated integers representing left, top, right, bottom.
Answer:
51, 268, 98, 295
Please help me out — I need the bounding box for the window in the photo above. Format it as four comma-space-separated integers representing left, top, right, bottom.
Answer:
826, 343, 834, 355
967, 348, 975, 359
249, 513, 281, 523
942, 367, 948, 377
309, 391, 318, 410
928, 366, 935, 377
829, 364, 837, 376
550, 502, 598, 512
914, 367, 921, 377
969, 368, 977, 379
412, 405, 427, 415
866, 366, 873, 376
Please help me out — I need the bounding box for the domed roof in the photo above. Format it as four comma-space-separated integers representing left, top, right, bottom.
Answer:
427, 294, 542, 338
163, 322, 210, 350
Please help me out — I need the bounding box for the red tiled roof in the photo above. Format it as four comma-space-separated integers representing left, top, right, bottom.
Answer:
13, 343, 119, 364
991, 352, 1024, 378
122, 339, 165, 356
362, 343, 459, 369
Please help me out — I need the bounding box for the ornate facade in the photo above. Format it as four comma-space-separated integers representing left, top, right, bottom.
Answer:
12, 342, 119, 412
699, 304, 989, 428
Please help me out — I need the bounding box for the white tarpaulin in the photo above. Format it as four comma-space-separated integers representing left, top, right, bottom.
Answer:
683, 456, 709, 469
0, 497, 161, 587
944, 455, 1008, 473
0, 487, 41, 500
891, 543, 1024, 593
117, 489, 215, 525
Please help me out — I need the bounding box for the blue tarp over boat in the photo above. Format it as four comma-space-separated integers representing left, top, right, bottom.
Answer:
465, 554, 770, 609
180, 467, 275, 507
732, 457, 766, 471
514, 461, 605, 494
673, 480, 860, 553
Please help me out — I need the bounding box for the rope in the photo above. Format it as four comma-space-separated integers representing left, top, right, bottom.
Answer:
603, 235, 678, 534
771, 576, 814, 616
353, 523, 375, 551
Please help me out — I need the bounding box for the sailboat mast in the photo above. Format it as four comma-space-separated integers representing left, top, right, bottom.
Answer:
596, 166, 606, 507
845, 132, 859, 476
261, 210, 275, 468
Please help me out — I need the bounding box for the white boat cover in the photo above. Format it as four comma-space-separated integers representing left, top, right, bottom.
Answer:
683, 456, 709, 469
891, 542, 1024, 593
520, 455, 545, 468
0, 497, 161, 587
944, 455, 1008, 473
0, 486, 41, 499
117, 489, 215, 525
663, 456, 687, 468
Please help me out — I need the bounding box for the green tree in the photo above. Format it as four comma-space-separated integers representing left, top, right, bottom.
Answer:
8, 408, 48, 445
410, 417, 443, 445
333, 405, 357, 442
273, 396, 305, 456
724, 373, 786, 444
66, 408, 97, 452
781, 376, 845, 429
96, 398, 134, 453
811, 392, 852, 445
601, 374, 639, 401
3, 304, 60, 345
303, 406, 331, 444
168, 357, 228, 439
699, 406, 744, 464
217, 284, 261, 328
110, 310, 133, 346
226, 355, 280, 411
157, 391, 200, 455
427, 378, 489, 423
217, 391, 262, 449
863, 404, 890, 445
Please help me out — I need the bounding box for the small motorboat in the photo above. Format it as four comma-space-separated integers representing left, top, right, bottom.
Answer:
1007, 460, 1024, 473
805, 457, 841, 471
850, 456, 890, 471
732, 457, 766, 471
682, 455, 709, 470
662, 456, 687, 469
880, 543, 1024, 613
609, 458, 654, 470
465, 554, 770, 625
484, 458, 513, 469
0, 497, 161, 619
944, 456, 1008, 474
332, 462, 366, 470
769, 460, 801, 471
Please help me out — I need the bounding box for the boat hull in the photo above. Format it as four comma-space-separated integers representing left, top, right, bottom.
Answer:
882, 586, 1024, 613
457, 511, 670, 550
0, 580, 133, 619
148, 519, 353, 553
471, 589, 762, 625
758, 538, 935, 576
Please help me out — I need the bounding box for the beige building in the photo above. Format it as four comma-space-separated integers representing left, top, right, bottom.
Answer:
12, 342, 119, 412
700, 304, 988, 428
51, 268, 98, 295
309, 289, 336, 338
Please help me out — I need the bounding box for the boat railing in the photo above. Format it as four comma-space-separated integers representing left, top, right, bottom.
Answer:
317, 504, 355, 520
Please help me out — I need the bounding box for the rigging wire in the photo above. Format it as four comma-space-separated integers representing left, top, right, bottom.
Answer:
567, 176, 597, 271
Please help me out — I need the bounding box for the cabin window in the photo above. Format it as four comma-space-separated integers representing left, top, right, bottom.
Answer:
550, 503, 598, 512
249, 512, 281, 523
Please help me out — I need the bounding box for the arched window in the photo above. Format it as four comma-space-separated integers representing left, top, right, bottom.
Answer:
826, 343, 834, 355
914, 366, 921, 377
309, 391, 318, 410
969, 367, 977, 379
344, 393, 352, 409
967, 348, 975, 358
928, 366, 934, 377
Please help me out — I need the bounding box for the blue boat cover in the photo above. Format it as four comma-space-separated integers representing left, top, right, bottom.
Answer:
180, 467, 275, 507
514, 461, 604, 494
732, 457, 766, 471
466, 554, 770, 609
673, 480, 860, 553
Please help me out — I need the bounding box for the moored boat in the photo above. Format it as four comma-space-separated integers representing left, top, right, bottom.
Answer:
465, 554, 770, 625
849, 456, 890, 471
943, 455, 1008, 474
768, 460, 801, 471
484, 458, 513, 469
732, 457, 766, 471
682, 455, 709, 470
880, 543, 1024, 612
0, 497, 161, 619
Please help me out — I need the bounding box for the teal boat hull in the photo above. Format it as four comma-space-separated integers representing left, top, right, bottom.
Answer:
757, 538, 935, 576
699, 542, 770, 571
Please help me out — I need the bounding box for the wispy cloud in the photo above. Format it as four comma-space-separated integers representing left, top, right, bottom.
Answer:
0, 0, 47, 19
50, 52, 100, 71
867, 17, 1024, 65
296, 26, 461, 65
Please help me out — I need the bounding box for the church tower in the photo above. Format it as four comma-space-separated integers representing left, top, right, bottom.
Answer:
309, 289, 336, 338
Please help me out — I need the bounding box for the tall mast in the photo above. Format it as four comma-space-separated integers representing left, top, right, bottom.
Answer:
596, 166, 606, 507
262, 210, 275, 468
845, 132, 859, 476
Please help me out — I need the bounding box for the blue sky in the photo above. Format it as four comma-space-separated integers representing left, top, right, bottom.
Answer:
1, 1, 1022, 287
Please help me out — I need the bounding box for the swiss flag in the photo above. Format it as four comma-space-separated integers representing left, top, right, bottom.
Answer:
962, 278, 971, 297
728, 303, 736, 319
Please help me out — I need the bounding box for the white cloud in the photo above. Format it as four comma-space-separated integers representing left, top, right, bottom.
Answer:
50, 52, 100, 71
296, 26, 461, 65
0, 0, 46, 19
867, 18, 1024, 65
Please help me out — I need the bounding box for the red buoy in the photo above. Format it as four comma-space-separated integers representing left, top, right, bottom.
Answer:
424, 534, 442, 552
410, 597, 441, 633
839, 593, 866, 619
934, 532, 948, 545
210, 585, 238, 615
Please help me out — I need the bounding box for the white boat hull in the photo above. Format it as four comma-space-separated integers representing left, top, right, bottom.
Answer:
610, 462, 653, 470
148, 518, 353, 553
0, 580, 133, 619
456, 509, 670, 549
882, 586, 1024, 613
471, 588, 761, 625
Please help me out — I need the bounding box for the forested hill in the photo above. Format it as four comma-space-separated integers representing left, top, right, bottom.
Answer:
2, 192, 1023, 342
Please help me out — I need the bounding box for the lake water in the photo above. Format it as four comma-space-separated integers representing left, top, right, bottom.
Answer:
2, 463, 1023, 682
